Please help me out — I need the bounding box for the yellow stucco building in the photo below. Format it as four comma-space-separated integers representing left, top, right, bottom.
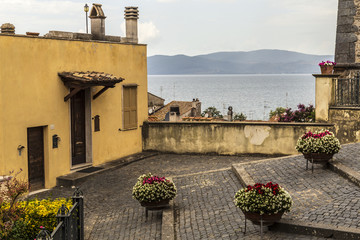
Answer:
0, 5, 147, 189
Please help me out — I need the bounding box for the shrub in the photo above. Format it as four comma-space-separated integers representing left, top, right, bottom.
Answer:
2, 198, 73, 240
0, 170, 72, 239
278, 104, 314, 122
295, 129, 341, 154
234, 182, 293, 215
269, 107, 286, 120
0, 170, 29, 239
132, 173, 177, 203
233, 113, 247, 121
201, 107, 223, 118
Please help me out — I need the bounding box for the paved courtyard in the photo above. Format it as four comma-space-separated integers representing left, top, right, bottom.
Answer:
31, 144, 360, 239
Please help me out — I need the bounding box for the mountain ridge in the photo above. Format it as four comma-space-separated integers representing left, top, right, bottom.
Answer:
147, 49, 334, 75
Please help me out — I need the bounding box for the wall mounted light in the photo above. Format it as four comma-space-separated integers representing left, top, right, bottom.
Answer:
52, 134, 61, 148
17, 145, 25, 156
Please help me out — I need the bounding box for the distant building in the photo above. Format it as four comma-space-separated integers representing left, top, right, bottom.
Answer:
148, 92, 165, 114
149, 99, 201, 122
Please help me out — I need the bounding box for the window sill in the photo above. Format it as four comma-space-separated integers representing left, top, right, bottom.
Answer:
119, 127, 138, 131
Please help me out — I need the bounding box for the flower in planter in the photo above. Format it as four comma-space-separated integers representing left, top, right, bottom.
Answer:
234, 182, 293, 215
295, 129, 341, 154
318, 61, 336, 66
132, 173, 177, 203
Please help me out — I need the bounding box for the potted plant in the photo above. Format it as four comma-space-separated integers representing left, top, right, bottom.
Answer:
295, 129, 341, 163
234, 182, 293, 225
132, 173, 177, 209
318, 61, 336, 74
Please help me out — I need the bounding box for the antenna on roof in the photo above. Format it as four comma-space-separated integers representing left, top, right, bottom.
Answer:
173, 83, 176, 100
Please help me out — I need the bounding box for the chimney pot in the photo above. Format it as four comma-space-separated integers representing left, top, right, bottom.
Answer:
124, 6, 139, 43
1, 23, 15, 34
89, 3, 106, 40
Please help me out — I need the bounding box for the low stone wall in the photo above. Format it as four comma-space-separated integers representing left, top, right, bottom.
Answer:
329, 107, 360, 143
142, 122, 335, 155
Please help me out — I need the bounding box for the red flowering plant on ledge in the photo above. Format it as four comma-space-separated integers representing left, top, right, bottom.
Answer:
295, 129, 341, 154
132, 173, 177, 204
234, 182, 292, 215
318, 61, 336, 66
318, 61, 336, 74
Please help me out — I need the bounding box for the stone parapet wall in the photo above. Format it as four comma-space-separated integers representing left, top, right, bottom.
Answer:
329, 107, 360, 143
142, 122, 335, 155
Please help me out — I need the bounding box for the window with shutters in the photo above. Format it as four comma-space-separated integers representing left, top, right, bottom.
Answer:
123, 85, 138, 129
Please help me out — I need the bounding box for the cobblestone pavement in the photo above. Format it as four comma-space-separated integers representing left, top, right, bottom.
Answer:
31, 153, 329, 239
173, 168, 327, 240
242, 155, 360, 230
333, 142, 360, 171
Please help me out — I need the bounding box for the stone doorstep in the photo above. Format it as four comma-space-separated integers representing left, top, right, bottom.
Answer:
231, 159, 360, 239
56, 151, 159, 187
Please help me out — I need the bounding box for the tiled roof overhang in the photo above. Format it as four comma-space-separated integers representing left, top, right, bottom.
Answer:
58, 71, 124, 101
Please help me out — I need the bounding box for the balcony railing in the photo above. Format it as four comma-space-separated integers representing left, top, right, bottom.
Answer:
334, 73, 360, 106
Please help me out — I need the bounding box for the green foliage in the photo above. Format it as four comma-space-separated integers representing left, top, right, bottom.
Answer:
0, 170, 73, 239
278, 104, 315, 122
269, 107, 286, 119
201, 107, 223, 118
2, 198, 73, 240
132, 173, 177, 203
7, 220, 28, 240
0, 170, 29, 240
234, 183, 293, 215
295, 129, 341, 154
233, 113, 247, 121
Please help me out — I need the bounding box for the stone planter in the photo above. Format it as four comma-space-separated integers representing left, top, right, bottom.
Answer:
320, 65, 334, 74
242, 211, 284, 226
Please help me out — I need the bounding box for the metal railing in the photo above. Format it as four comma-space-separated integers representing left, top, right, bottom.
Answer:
334, 73, 360, 106
36, 188, 84, 240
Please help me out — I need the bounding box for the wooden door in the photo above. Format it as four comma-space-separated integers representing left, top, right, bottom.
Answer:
27, 127, 45, 191
71, 89, 86, 165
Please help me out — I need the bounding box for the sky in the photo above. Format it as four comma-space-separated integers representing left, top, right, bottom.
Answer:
0, 0, 338, 56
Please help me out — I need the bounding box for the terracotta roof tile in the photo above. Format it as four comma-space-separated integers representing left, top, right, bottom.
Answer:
151, 101, 194, 121
58, 71, 124, 85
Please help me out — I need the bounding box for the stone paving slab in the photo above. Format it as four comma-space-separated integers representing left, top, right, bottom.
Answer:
233, 154, 360, 238
31, 154, 271, 240
173, 168, 328, 240
30, 153, 331, 240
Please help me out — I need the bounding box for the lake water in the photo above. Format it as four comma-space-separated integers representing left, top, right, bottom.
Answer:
148, 74, 315, 120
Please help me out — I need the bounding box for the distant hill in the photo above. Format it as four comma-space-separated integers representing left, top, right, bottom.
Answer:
147, 49, 334, 75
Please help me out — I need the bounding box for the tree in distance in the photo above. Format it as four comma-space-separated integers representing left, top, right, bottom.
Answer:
202, 107, 223, 118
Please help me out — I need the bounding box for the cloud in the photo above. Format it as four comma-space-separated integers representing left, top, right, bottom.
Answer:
157, 0, 177, 2
139, 21, 160, 43
0, 0, 81, 15
120, 20, 160, 43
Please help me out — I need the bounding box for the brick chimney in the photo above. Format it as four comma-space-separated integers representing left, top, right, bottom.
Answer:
89, 3, 106, 40
124, 7, 139, 43
1, 23, 15, 34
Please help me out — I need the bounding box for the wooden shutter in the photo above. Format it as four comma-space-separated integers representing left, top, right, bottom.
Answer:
123, 86, 137, 129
